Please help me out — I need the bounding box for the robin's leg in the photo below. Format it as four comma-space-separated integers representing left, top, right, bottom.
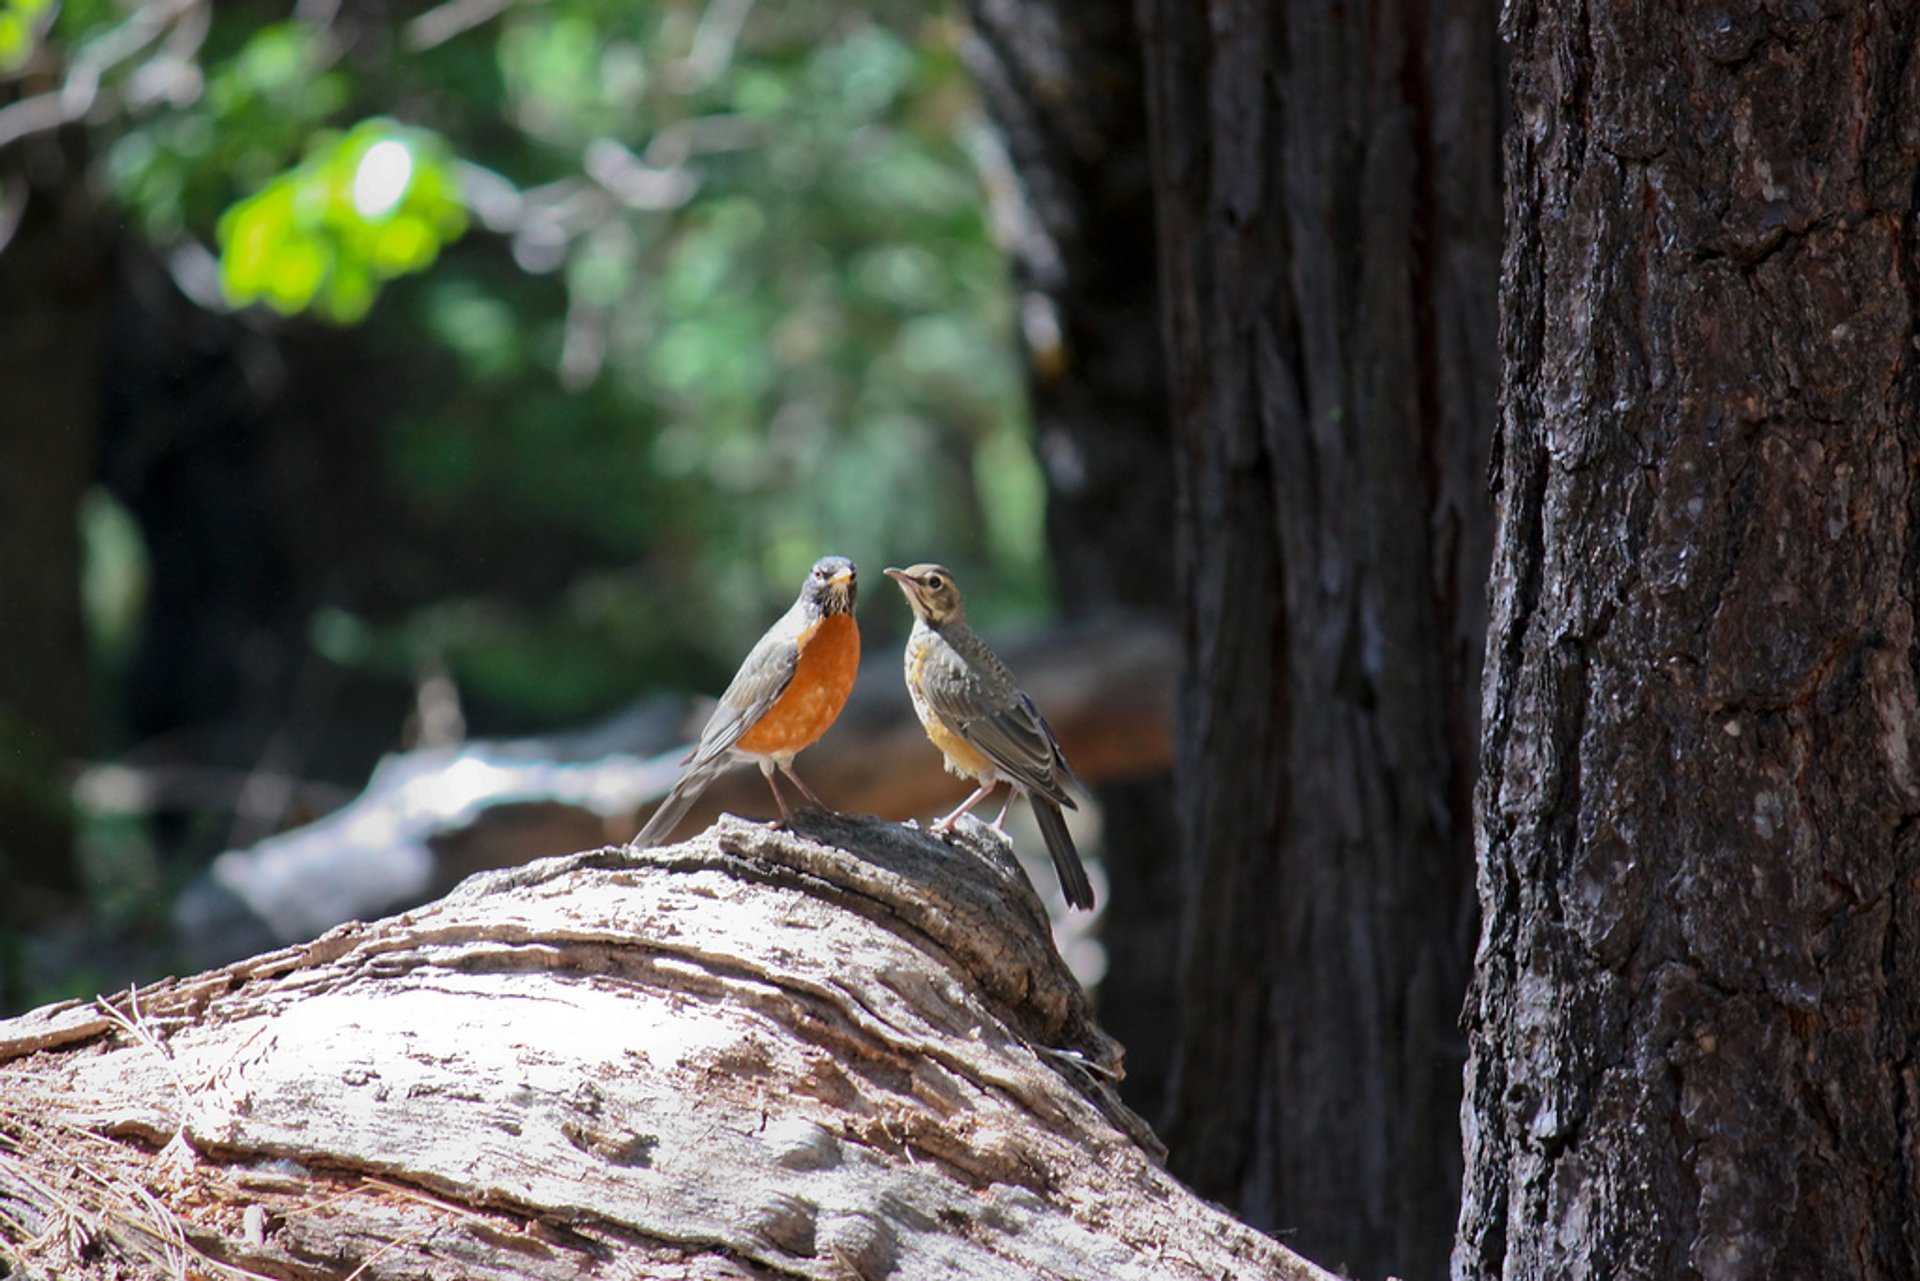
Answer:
934, 781, 1000, 833
777, 761, 827, 811
759, 759, 796, 821
991, 792, 1016, 832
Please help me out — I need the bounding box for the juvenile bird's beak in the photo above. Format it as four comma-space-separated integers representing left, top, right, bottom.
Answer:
882, 567, 910, 585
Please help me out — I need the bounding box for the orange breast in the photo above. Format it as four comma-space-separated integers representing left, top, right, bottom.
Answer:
736, 613, 860, 757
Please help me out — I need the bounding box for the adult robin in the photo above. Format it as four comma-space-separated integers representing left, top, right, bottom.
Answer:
630, 556, 860, 847
883, 563, 1095, 910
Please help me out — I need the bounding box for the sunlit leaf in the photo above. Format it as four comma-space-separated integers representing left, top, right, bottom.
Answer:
216, 119, 468, 322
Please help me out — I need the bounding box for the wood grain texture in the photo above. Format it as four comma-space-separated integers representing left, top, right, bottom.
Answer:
2, 814, 1333, 1281
1461, 5, 1920, 1278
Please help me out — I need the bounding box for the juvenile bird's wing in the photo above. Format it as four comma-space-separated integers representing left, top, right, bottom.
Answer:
920, 634, 1077, 809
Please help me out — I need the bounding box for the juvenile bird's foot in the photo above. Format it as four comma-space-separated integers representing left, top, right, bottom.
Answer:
934, 781, 1000, 833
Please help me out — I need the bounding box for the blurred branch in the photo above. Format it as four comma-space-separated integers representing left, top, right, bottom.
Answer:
73, 763, 356, 821
679, 0, 756, 90
403, 0, 520, 52
642, 112, 757, 169
0, 0, 208, 151
458, 114, 757, 281
582, 137, 700, 210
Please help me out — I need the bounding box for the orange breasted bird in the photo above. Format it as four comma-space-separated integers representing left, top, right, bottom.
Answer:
883, 564, 1095, 910
630, 556, 860, 847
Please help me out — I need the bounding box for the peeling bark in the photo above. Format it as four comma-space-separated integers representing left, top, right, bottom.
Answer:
1460, 5, 1920, 1278
1, 815, 1331, 1281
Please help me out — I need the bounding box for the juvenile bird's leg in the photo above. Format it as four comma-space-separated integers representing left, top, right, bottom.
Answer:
777, 761, 827, 811
759, 760, 797, 821
934, 781, 1000, 833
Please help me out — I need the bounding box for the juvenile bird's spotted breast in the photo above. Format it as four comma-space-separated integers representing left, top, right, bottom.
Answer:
904, 630, 995, 779
735, 613, 860, 756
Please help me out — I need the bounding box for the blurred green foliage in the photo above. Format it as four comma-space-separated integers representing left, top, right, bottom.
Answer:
38, 0, 1045, 727
218, 119, 467, 320
0, 0, 53, 72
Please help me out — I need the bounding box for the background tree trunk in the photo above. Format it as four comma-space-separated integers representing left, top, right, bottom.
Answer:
1136, 2, 1499, 1277
0, 816, 1335, 1281
1459, 7, 1920, 1278
0, 130, 109, 923
963, 0, 1182, 1121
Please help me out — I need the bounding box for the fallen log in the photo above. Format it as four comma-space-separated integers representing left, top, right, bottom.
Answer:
2, 814, 1329, 1281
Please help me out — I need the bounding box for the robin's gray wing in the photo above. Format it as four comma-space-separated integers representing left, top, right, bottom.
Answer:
683, 609, 803, 769
919, 639, 1077, 809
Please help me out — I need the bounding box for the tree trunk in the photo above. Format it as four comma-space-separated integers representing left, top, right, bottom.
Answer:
0, 816, 1335, 1281
1459, 7, 1920, 1278
963, 0, 1182, 1121
1136, 1, 1499, 1277
0, 129, 108, 923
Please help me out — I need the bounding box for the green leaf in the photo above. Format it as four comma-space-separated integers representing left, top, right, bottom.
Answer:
215, 119, 469, 323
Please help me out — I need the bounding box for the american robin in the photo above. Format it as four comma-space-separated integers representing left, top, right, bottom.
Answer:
630, 556, 860, 847
883, 564, 1095, 910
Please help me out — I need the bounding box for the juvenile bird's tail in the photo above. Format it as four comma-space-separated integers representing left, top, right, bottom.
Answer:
1030, 796, 1095, 910
630, 763, 724, 849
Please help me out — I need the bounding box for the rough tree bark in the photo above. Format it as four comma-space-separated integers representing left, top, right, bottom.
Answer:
1135, 2, 1498, 1277
0, 815, 1334, 1281
962, 0, 1182, 1119
1459, 6, 1920, 1279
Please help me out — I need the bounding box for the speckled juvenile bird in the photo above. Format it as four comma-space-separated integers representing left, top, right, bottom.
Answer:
630, 557, 860, 847
883, 563, 1095, 910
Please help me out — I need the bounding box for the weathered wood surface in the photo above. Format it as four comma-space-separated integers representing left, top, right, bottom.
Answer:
173, 619, 1174, 968
2, 813, 1329, 1281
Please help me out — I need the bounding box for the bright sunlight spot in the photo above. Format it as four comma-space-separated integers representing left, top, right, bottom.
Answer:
351, 138, 414, 219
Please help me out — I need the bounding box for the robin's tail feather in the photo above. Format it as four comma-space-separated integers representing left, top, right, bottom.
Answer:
630, 763, 724, 848
1030, 795, 1095, 910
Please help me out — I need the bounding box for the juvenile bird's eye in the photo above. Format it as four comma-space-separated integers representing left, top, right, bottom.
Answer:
925, 575, 945, 590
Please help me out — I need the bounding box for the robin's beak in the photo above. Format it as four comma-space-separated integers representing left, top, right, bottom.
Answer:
829, 567, 854, 588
